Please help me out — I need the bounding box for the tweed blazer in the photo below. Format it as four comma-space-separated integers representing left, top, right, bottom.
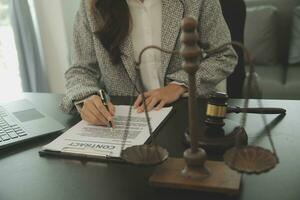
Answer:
61, 0, 237, 113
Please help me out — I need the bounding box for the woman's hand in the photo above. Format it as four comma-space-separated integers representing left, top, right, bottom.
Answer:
80, 95, 115, 126
134, 83, 187, 113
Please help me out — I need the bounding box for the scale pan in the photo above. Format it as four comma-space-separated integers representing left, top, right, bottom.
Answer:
121, 145, 169, 165
224, 146, 278, 174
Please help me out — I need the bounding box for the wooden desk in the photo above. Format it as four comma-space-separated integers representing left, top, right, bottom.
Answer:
0, 93, 299, 200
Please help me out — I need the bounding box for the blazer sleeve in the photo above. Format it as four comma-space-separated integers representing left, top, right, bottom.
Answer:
61, 0, 101, 113
166, 0, 238, 96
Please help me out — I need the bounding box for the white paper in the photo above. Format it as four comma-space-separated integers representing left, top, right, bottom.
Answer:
43, 105, 172, 158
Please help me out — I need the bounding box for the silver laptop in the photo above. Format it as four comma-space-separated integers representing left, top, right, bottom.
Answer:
0, 99, 65, 149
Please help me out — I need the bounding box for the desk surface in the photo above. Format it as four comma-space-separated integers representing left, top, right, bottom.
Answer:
0, 93, 299, 200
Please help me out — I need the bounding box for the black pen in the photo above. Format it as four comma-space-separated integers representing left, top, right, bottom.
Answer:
99, 90, 113, 129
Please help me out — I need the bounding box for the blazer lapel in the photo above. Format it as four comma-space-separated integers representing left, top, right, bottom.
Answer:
119, 36, 139, 90
89, 0, 184, 90
160, 0, 184, 84
87, 3, 138, 91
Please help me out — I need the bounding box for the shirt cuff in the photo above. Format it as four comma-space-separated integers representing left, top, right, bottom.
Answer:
73, 90, 111, 113
74, 98, 89, 113
170, 81, 187, 87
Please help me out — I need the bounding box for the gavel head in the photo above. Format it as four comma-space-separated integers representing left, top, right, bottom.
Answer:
205, 92, 229, 127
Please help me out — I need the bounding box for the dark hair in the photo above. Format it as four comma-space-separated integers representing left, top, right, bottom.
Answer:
91, 0, 131, 64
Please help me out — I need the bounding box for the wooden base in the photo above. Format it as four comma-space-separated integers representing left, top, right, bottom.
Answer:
149, 158, 241, 195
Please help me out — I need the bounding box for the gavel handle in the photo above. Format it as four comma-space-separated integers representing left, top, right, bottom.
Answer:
227, 107, 286, 115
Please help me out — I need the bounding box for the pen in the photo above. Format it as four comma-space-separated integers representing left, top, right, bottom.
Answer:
99, 90, 113, 129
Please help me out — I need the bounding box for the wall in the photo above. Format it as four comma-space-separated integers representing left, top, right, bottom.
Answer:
61, 0, 81, 62
30, 0, 80, 94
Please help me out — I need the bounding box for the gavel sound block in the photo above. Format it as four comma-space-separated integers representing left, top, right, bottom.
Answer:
185, 92, 247, 154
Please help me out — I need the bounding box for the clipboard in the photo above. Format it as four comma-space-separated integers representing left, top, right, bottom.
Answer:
39, 106, 175, 163
39, 149, 126, 163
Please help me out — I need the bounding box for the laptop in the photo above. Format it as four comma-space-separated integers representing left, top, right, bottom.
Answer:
0, 99, 65, 149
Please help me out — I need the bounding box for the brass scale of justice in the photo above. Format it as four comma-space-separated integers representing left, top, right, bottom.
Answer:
120, 17, 286, 194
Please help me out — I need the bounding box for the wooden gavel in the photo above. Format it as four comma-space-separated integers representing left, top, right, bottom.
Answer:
205, 92, 286, 127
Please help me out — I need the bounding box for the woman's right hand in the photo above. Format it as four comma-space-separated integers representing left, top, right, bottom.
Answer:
80, 95, 115, 126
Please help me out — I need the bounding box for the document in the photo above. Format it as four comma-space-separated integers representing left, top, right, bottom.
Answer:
42, 105, 172, 159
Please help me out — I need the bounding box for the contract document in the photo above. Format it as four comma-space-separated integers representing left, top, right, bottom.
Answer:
42, 105, 172, 159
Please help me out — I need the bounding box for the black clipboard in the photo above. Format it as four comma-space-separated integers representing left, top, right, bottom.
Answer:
39, 107, 175, 163
39, 149, 126, 164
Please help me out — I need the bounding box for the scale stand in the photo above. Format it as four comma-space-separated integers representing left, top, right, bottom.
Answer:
149, 17, 241, 195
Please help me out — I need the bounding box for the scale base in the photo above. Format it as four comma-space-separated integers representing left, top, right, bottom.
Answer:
149, 158, 241, 195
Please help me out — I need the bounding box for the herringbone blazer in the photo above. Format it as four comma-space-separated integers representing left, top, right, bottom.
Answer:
61, 0, 237, 113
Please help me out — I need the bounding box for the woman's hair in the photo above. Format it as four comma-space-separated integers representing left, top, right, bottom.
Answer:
91, 0, 131, 64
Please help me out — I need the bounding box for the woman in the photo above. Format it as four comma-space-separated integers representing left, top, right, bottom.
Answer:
61, 0, 237, 126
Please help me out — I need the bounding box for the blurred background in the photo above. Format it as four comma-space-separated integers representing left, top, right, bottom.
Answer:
0, 0, 299, 100
0, 0, 80, 100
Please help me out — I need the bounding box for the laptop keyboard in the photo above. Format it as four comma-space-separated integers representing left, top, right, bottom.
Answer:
0, 107, 27, 143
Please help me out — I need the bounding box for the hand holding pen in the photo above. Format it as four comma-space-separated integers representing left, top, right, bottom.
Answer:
80, 90, 115, 127
99, 90, 114, 128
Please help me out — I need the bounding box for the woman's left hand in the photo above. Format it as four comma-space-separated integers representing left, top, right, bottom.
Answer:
134, 83, 187, 113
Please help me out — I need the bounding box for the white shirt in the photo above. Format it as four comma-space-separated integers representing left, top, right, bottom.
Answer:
126, 0, 162, 91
